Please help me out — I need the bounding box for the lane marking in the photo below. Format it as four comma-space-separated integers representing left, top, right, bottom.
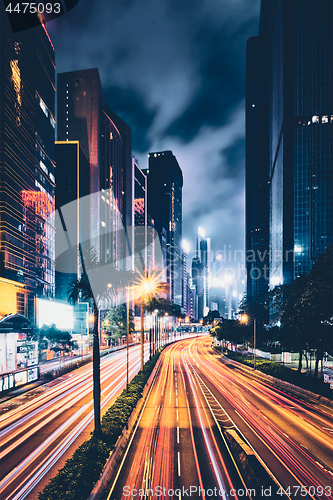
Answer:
176, 409, 179, 421
177, 426, 180, 443
176, 398, 178, 407
176, 389, 178, 396
178, 451, 181, 476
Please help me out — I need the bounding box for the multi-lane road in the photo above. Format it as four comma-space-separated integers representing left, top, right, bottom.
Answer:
0, 343, 150, 500
0, 335, 332, 500
109, 337, 333, 500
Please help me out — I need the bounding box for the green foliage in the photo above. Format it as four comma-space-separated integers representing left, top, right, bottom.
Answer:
102, 304, 135, 343
225, 352, 333, 400
203, 310, 221, 325
211, 319, 252, 344
38, 349, 164, 500
39, 324, 72, 354
269, 245, 333, 375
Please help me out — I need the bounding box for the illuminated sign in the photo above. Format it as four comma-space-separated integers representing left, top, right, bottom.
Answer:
36, 299, 74, 330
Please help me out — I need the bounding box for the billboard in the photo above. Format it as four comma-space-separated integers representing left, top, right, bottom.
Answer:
36, 299, 74, 330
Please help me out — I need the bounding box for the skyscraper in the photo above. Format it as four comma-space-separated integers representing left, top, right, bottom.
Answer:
54, 141, 90, 301
146, 151, 183, 309
56, 68, 133, 272
245, 31, 270, 309
196, 227, 211, 316
0, 6, 56, 321
246, 0, 333, 309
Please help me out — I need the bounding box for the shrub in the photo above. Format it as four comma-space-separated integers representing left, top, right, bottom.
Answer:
225, 351, 333, 400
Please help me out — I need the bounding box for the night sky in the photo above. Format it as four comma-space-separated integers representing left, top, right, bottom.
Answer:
48, 0, 260, 265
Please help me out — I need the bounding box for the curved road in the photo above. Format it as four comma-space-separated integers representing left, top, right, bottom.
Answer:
109, 336, 333, 500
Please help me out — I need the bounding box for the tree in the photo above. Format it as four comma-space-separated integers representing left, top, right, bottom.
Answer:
131, 270, 169, 369
203, 310, 221, 325
211, 319, 251, 345
40, 324, 72, 366
102, 304, 135, 346
67, 245, 133, 435
270, 245, 333, 375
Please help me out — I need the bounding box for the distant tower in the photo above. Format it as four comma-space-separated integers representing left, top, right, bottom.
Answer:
196, 228, 211, 316
146, 151, 183, 309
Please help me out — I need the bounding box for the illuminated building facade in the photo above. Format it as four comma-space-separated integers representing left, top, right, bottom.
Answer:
196, 228, 211, 316
57, 69, 133, 270
0, 6, 56, 321
133, 158, 155, 272
145, 151, 183, 309
54, 141, 90, 301
247, 0, 333, 304
191, 257, 204, 319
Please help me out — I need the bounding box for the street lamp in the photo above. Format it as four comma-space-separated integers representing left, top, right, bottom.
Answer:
131, 269, 167, 371
126, 287, 129, 392
240, 314, 256, 370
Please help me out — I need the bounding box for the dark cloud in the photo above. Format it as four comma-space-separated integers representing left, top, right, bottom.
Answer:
164, 19, 257, 142
103, 85, 158, 153
219, 137, 245, 180
49, 0, 260, 259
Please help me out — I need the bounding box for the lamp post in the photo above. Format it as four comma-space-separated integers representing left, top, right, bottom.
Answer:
240, 314, 256, 370
126, 287, 129, 392
131, 270, 168, 371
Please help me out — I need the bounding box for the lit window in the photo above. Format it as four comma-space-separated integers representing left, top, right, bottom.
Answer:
39, 160, 48, 174
66, 131, 68, 134
83, 91, 86, 96
101, 195, 105, 201
49, 172, 55, 183
66, 118, 68, 121
101, 221, 106, 227
110, 132, 113, 139
66, 124, 68, 128
50, 115, 56, 129
312, 115, 319, 123
39, 98, 48, 116
154, 154, 157, 157
66, 104, 68, 107
321, 115, 328, 123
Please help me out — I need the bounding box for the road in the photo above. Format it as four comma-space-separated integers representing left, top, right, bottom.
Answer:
109, 336, 333, 500
0, 332, 199, 500
0, 343, 149, 500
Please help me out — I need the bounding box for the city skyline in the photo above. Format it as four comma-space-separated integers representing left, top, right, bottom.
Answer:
47, 0, 261, 263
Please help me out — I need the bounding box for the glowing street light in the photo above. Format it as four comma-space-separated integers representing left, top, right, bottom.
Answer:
239, 313, 256, 370
131, 269, 168, 371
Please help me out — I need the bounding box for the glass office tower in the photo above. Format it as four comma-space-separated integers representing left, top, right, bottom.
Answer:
247, 0, 332, 305
0, 6, 56, 320
146, 151, 183, 309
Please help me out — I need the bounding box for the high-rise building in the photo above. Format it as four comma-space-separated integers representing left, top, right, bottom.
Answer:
245, 32, 270, 309
0, 6, 56, 321
133, 157, 156, 272
146, 151, 183, 309
54, 141, 90, 301
56, 69, 133, 272
247, 0, 333, 305
196, 227, 211, 316
191, 256, 204, 319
